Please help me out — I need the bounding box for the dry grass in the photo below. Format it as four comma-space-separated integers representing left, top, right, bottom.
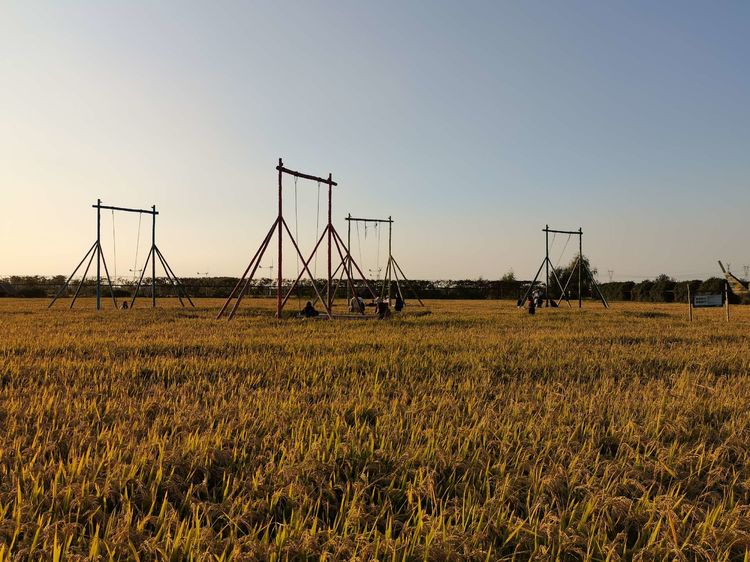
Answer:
1, 298, 749, 561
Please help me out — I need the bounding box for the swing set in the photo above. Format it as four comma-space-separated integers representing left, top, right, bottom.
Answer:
520, 225, 608, 308
217, 158, 373, 320
339, 214, 424, 306
49, 200, 194, 310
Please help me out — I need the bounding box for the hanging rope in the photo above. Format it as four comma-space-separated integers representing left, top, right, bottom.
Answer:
111, 210, 117, 283
556, 234, 572, 268
375, 222, 381, 278
132, 213, 142, 282
294, 177, 301, 306
356, 221, 363, 266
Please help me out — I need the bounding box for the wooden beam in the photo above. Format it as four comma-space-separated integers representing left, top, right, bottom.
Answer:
277, 165, 337, 186
93, 203, 158, 215
345, 216, 393, 223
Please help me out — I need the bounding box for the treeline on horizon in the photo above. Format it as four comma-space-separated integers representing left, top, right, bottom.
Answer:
2, 272, 744, 303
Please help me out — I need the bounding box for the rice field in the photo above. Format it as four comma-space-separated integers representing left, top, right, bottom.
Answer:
1, 298, 749, 560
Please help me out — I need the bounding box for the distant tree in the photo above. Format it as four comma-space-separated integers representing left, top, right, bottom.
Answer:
674, 280, 702, 303
554, 255, 599, 300
632, 280, 655, 302
501, 269, 516, 282
599, 281, 635, 301
651, 274, 677, 302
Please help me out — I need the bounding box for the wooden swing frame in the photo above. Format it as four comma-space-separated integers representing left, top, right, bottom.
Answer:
49, 200, 194, 310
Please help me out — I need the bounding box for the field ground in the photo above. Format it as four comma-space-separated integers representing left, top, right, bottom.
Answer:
1, 298, 749, 560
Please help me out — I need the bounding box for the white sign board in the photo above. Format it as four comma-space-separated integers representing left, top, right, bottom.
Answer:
694, 294, 723, 307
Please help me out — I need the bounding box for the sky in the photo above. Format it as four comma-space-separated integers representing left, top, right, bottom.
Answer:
1, 1, 748, 281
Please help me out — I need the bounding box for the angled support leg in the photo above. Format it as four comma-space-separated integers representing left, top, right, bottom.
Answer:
130, 247, 154, 309
520, 258, 547, 308
391, 257, 424, 306
280, 227, 329, 309
155, 247, 195, 307
69, 247, 98, 309
49, 241, 98, 308
556, 257, 580, 307
98, 246, 119, 309
331, 228, 378, 301
549, 263, 571, 308
227, 226, 275, 320
584, 262, 609, 308
391, 259, 406, 301
217, 218, 278, 319
331, 234, 366, 313
153, 249, 185, 307
281, 219, 331, 318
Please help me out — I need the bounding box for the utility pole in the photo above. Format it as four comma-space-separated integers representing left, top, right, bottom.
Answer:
197, 272, 209, 297
258, 262, 274, 296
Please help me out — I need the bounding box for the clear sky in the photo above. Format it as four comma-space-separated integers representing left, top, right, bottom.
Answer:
2, 1, 748, 281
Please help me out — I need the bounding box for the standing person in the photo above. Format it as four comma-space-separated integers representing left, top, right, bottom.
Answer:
394, 295, 404, 312
533, 289, 543, 309
528, 295, 536, 315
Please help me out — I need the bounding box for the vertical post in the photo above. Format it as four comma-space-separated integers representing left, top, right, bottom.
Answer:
151, 205, 156, 308
544, 225, 550, 307
327, 174, 333, 311
578, 227, 583, 309
388, 217, 393, 300
277, 158, 283, 318
687, 283, 693, 322
344, 213, 356, 299
96, 199, 101, 310
725, 281, 730, 322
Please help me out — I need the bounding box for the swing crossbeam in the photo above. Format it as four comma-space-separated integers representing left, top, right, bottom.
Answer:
276, 164, 337, 186
92, 203, 158, 215
345, 216, 393, 224
542, 227, 578, 236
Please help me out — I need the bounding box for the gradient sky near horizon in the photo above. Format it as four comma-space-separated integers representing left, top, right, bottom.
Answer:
2, 1, 749, 281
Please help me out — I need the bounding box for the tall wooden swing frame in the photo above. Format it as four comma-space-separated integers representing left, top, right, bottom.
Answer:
520, 225, 608, 309
333, 215, 424, 306
217, 158, 373, 320
49, 200, 194, 310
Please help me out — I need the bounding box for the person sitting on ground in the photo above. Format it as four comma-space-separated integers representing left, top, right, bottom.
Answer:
349, 295, 365, 314
302, 301, 319, 318
376, 297, 391, 319
394, 295, 404, 312
121, 301, 129, 310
